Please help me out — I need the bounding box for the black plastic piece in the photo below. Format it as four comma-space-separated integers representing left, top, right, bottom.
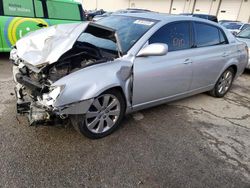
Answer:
17, 100, 31, 114
16, 73, 43, 91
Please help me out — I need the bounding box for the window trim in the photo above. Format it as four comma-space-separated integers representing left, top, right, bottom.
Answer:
40, 0, 48, 18
0, 0, 4, 16
78, 4, 86, 21
192, 21, 229, 48
148, 21, 194, 52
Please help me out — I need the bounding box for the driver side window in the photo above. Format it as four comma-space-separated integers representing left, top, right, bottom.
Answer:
149, 22, 191, 52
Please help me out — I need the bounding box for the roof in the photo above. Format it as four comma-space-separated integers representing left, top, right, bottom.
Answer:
115, 12, 216, 24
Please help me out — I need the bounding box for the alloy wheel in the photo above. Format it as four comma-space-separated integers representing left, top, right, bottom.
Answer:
85, 94, 121, 134
217, 70, 233, 95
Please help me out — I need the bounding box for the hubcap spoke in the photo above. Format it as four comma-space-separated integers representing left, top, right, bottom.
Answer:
108, 109, 120, 116
103, 95, 110, 108
218, 86, 223, 93
86, 112, 99, 119
107, 99, 118, 111
93, 99, 102, 111
225, 71, 231, 79
105, 117, 114, 127
97, 119, 104, 133
87, 118, 99, 129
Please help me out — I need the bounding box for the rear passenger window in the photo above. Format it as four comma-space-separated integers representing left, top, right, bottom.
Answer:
219, 30, 228, 44
149, 22, 191, 52
195, 23, 221, 47
3, 0, 35, 17
47, 1, 81, 20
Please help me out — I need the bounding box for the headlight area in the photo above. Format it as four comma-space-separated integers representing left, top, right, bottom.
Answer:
27, 85, 65, 125
38, 85, 65, 107
17, 83, 94, 126
10, 47, 18, 64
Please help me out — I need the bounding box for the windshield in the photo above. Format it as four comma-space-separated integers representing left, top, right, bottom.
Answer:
237, 27, 250, 39
222, 22, 242, 30
77, 16, 156, 54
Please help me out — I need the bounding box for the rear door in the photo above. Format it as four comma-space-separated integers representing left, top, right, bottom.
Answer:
190, 22, 232, 90
132, 21, 193, 107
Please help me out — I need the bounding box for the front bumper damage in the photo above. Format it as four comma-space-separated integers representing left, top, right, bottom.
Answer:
13, 64, 93, 126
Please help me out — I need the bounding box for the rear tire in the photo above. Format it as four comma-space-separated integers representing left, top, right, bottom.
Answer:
71, 89, 125, 139
209, 67, 235, 98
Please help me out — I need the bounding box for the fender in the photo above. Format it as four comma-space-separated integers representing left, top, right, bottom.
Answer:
53, 59, 133, 109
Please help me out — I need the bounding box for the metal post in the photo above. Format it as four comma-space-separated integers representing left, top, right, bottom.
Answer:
192, 0, 197, 14
169, 0, 174, 14
216, 0, 222, 17
236, 0, 244, 21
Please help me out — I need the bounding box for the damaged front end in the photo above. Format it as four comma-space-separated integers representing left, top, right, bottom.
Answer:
12, 59, 66, 125
11, 22, 123, 125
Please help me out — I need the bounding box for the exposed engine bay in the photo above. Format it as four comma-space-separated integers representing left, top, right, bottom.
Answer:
14, 41, 116, 92
37, 41, 116, 83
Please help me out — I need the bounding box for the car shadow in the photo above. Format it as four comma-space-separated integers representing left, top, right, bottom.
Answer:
0, 52, 10, 59
244, 69, 250, 74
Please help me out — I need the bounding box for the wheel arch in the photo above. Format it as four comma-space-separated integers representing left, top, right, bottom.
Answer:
228, 64, 238, 76
99, 86, 128, 111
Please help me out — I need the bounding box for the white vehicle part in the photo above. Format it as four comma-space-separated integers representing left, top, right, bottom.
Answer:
16, 22, 89, 68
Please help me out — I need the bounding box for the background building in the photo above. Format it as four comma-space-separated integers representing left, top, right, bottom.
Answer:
82, 0, 250, 22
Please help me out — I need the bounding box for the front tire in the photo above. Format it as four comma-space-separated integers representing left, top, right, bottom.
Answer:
71, 89, 125, 139
209, 67, 235, 98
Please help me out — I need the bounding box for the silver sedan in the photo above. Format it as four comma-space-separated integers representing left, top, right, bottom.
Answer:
11, 13, 248, 139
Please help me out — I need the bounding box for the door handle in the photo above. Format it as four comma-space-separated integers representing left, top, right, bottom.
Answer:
222, 52, 229, 57
183, 59, 192, 65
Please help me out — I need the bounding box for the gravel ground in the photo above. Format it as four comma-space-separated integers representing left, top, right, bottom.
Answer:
0, 53, 250, 188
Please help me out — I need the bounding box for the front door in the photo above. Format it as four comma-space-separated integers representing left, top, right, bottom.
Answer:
132, 21, 194, 107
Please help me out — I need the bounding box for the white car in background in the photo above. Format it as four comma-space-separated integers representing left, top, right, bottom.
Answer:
237, 27, 250, 69
221, 22, 250, 35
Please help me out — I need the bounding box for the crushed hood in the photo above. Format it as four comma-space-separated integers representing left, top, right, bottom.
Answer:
15, 22, 122, 69
16, 22, 89, 67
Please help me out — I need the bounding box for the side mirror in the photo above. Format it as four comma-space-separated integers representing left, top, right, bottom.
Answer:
137, 43, 168, 57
